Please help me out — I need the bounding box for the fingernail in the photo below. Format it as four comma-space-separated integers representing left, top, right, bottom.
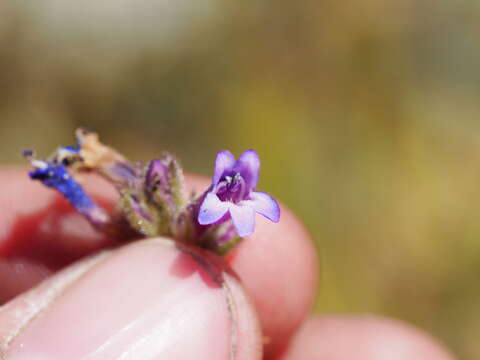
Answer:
3, 239, 261, 359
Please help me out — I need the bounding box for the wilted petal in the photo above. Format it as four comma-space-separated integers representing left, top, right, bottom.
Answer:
230, 203, 256, 237
234, 149, 260, 189
22, 149, 34, 158
198, 192, 230, 225
29, 162, 94, 213
107, 162, 139, 185
251, 191, 280, 222
55, 146, 80, 164
29, 161, 108, 226
213, 150, 236, 185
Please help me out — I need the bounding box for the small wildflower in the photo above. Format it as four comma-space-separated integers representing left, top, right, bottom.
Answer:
24, 129, 282, 255
198, 150, 280, 237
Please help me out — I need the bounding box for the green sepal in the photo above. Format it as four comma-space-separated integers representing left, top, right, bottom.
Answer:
198, 220, 243, 256
120, 189, 158, 237
145, 153, 186, 236
215, 236, 243, 256
165, 154, 186, 210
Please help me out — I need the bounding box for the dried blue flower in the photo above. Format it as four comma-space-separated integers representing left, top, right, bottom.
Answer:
27, 157, 109, 227
198, 150, 280, 237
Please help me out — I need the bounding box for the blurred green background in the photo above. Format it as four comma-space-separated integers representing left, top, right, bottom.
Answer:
1, 1, 479, 358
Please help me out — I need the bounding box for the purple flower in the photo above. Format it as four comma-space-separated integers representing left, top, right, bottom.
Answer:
198, 150, 280, 237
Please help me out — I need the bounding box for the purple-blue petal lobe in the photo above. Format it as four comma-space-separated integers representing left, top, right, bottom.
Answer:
198, 192, 230, 225
60, 146, 80, 153
108, 162, 138, 184
22, 149, 34, 158
250, 191, 280, 222
230, 203, 256, 237
201, 148, 277, 237
146, 159, 169, 187
29, 161, 97, 215
213, 150, 236, 185
234, 149, 260, 190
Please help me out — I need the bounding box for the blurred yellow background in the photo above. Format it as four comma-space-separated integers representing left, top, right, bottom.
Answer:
1, 1, 479, 358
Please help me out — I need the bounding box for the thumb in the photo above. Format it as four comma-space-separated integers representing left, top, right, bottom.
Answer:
0, 238, 262, 359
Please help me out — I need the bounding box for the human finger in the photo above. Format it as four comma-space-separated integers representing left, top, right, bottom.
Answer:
282, 315, 457, 360
0, 238, 262, 359
187, 175, 319, 358
0, 169, 319, 359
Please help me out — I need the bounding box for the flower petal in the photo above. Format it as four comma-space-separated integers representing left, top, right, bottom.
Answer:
198, 192, 230, 225
234, 149, 260, 189
230, 203, 256, 237
108, 162, 139, 184
29, 161, 109, 226
29, 162, 96, 214
213, 150, 236, 185
251, 191, 280, 222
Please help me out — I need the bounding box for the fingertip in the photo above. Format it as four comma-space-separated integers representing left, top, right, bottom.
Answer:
185, 174, 319, 358
283, 315, 457, 360
0, 168, 117, 269
0, 168, 317, 358
0, 239, 262, 360
232, 205, 319, 358
0, 258, 51, 304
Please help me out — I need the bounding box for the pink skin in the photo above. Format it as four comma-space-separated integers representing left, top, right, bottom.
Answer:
283, 316, 456, 360
0, 168, 456, 359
